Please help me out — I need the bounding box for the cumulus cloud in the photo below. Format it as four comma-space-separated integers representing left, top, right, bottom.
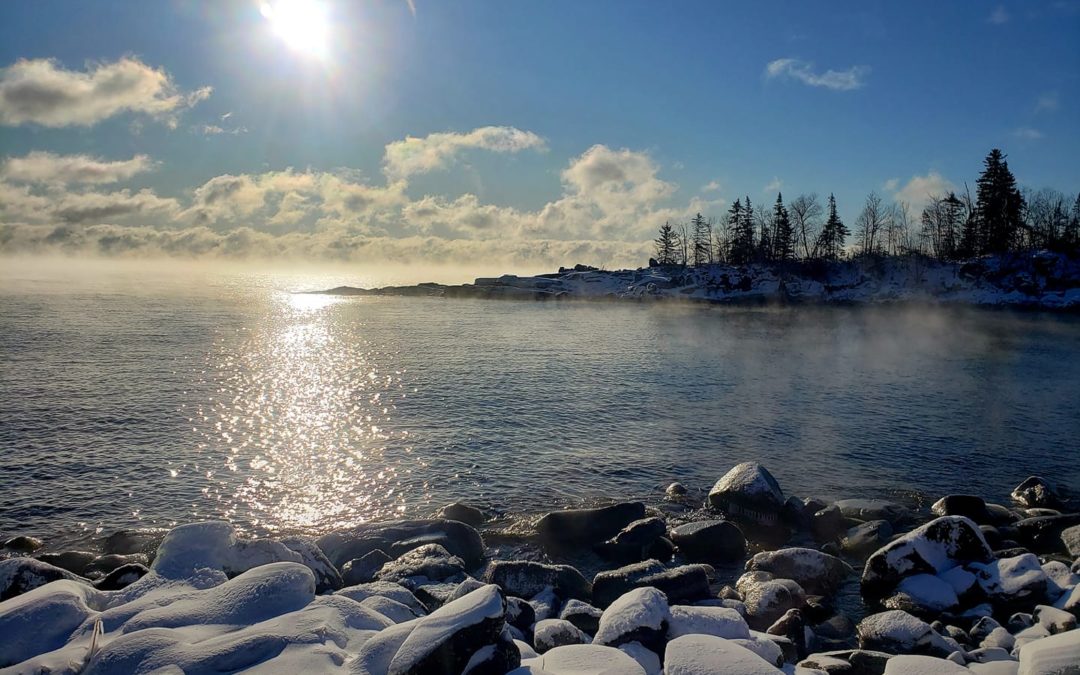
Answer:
0, 57, 210, 127
764, 58, 870, 91
1, 151, 155, 184
1013, 127, 1044, 140
382, 126, 545, 180
888, 171, 957, 215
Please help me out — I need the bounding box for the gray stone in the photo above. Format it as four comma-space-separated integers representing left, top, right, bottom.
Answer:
535, 502, 646, 548
484, 560, 591, 600
670, 520, 746, 563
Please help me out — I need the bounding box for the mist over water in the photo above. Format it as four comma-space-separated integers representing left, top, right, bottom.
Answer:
2, 258, 1079, 550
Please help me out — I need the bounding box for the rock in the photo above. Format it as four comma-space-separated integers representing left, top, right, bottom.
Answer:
596, 517, 667, 562
484, 560, 591, 601
646, 536, 675, 562
885, 574, 960, 614
981, 626, 1016, 652
618, 641, 662, 675
1034, 604, 1077, 634
505, 596, 535, 631
592, 559, 710, 608
970, 617, 1004, 643
666, 482, 688, 498
666, 604, 751, 639
708, 462, 788, 534
768, 608, 810, 658
862, 516, 994, 602
437, 502, 487, 527
317, 519, 486, 569
664, 634, 784, 674
747, 547, 854, 594
279, 535, 343, 592
670, 520, 747, 562
734, 634, 787, 667
343, 549, 393, 586
83, 553, 149, 579
815, 613, 857, 643
101, 527, 168, 556
376, 543, 468, 583
559, 598, 603, 634
385, 584, 518, 674
1011, 476, 1062, 509
932, 495, 994, 525
843, 520, 895, 559
336, 580, 429, 614
362, 595, 424, 623
92, 562, 149, 590
970, 554, 1048, 607
1054, 584, 1080, 618
2, 536, 43, 553
35, 550, 96, 576
535, 502, 646, 548
813, 505, 849, 542
1008, 613, 1035, 632
742, 577, 805, 630
517, 644, 646, 674
1013, 624, 1052, 653
449, 577, 487, 601
1016, 628, 1080, 675
856, 610, 955, 657
151, 521, 303, 579
798, 649, 894, 675
533, 618, 590, 652
835, 500, 911, 525
882, 655, 971, 674
0, 557, 88, 601
411, 581, 461, 609
593, 587, 670, 652
1014, 514, 1080, 553
1061, 525, 1080, 558
1042, 561, 1078, 601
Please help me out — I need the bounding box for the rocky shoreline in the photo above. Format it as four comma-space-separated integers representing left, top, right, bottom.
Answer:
312, 252, 1080, 311
2, 463, 1078, 674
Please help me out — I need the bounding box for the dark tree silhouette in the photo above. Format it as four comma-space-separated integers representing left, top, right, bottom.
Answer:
975, 148, 1025, 254
691, 213, 712, 266
654, 221, 679, 265
772, 192, 795, 262
815, 193, 848, 260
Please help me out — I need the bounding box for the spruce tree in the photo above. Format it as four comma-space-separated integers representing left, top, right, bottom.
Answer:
654, 221, 678, 265
773, 192, 795, 262
728, 198, 754, 264
815, 193, 847, 259
691, 213, 712, 266
975, 149, 1025, 254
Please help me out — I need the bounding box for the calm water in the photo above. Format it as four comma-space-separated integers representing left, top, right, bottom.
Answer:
2, 260, 1079, 550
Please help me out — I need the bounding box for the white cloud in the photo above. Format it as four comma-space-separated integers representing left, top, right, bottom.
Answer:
1035, 92, 1059, 113
1, 151, 155, 184
1014, 127, 1044, 140
0, 57, 210, 127
382, 126, 545, 180
764, 58, 869, 91
890, 171, 957, 215
701, 180, 722, 193
988, 5, 1010, 24
198, 124, 247, 135
883, 177, 900, 191
762, 176, 783, 193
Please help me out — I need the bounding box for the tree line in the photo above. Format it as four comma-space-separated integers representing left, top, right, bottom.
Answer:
653, 148, 1080, 267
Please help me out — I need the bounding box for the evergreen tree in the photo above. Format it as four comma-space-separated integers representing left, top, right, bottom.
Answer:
654, 221, 679, 265
691, 213, 712, 266
772, 192, 795, 262
1067, 193, 1080, 249
815, 193, 847, 259
728, 198, 755, 264
974, 148, 1025, 254
757, 203, 772, 263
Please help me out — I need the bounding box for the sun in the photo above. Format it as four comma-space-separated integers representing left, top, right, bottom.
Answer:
260, 0, 330, 59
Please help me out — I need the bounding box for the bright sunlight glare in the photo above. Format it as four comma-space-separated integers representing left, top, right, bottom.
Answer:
260, 0, 330, 59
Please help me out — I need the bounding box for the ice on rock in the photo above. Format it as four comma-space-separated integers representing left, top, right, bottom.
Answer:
881, 654, 972, 674
150, 521, 303, 579
666, 604, 751, 640
708, 462, 787, 528
664, 633, 785, 674
592, 587, 670, 649
533, 618, 591, 652
518, 644, 646, 674
0, 580, 106, 668
0, 557, 89, 601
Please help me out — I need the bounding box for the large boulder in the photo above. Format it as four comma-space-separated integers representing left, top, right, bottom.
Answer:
595, 517, 667, 563
593, 587, 670, 652
535, 502, 646, 548
592, 560, 711, 608
375, 543, 468, 584
516, 644, 646, 674
856, 610, 955, 657
1017, 626, 1080, 675
931, 495, 994, 525
317, 519, 485, 569
484, 560, 591, 600
436, 502, 487, 527
533, 618, 591, 652
843, 520, 895, 560
670, 520, 747, 562
664, 634, 784, 675
667, 604, 751, 640
861, 516, 995, 602
0, 557, 89, 601
1011, 476, 1062, 509
882, 655, 971, 674
746, 547, 854, 594
1013, 514, 1080, 552
151, 522, 303, 579
969, 553, 1048, 607
707, 463, 787, 533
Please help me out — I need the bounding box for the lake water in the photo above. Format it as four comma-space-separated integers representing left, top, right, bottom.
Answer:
2, 259, 1079, 551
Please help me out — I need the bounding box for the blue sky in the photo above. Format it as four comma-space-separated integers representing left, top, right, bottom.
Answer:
1, 0, 1077, 267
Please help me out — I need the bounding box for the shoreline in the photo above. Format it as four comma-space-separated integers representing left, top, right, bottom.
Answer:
3, 463, 1077, 673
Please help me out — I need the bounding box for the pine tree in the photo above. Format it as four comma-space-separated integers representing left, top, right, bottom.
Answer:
728, 198, 754, 264
1067, 193, 1080, 249
691, 213, 712, 266
975, 149, 1025, 254
815, 193, 847, 259
772, 192, 795, 262
654, 221, 679, 265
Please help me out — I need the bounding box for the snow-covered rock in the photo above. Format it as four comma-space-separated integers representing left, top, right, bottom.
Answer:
0, 557, 88, 601
856, 610, 955, 657
1016, 628, 1080, 675
666, 604, 751, 640
740, 576, 805, 630
882, 654, 972, 674
708, 462, 787, 531
515, 643, 646, 675
886, 574, 961, 614
970, 554, 1048, 606
533, 618, 591, 652
485, 560, 592, 600
150, 521, 303, 579
1010, 477, 1062, 510
559, 598, 603, 634
1033, 604, 1077, 634
618, 641, 661, 675
317, 519, 486, 569
664, 633, 785, 674
335, 580, 428, 614
0, 580, 105, 667
375, 543, 468, 583
591, 559, 710, 607
592, 586, 670, 651
746, 547, 854, 594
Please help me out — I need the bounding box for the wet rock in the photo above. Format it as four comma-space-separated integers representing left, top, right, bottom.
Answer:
856, 610, 955, 657
436, 502, 487, 527
317, 518, 486, 569
280, 535, 343, 593
982, 526, 1004, 550
1007, 612, 1035, 633
343, 549, 393, 586
835, 499, 911, 525
484, 560, 591, 601
670, 520, 747, 563
596, 517, 667, 562
592, 559, 710, 608
843, 520, 894, 559
768, 608, 810, 658
747, 547, 854, 594
813, 505, 849, 542
646, 536, 675, 562
666, 604, 751, 640
1013, 514, 1080, 552
664, 634, 784, 674
535, 502, 646, 548
35, 550, 96, 576
92, 562, 149, 591
533, 618, 590, 652
593, 587, 670, 652
2, 536, 43, 554
932, 495, 994, 525
861, 516, 994, 602
101, 527, 168, 557
970, 553, 1048, 607
666, 482, 688, 498
707, 462, 788, 536
81, 553, 149, 579
1011, 476, 1062, 509
1016, 629, 1080, 675
0, 557, 88, 601
559, 598, 602, 634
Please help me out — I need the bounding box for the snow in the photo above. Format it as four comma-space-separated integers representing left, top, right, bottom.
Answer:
746, 547, 853, 593
882, 655, 972, 674
150, 521, 302, 579
731, 636, 785, 667
666, 604, 751, 640
335, 581, 427, 614
518, 644, 647, 674
386, 583, 504, 673
618, 641, 661, 675
857, 610, 955, 656
0, 580, 105, 668
664, 634, 785, 674
1017, 629, 1080, 675
534, 619, 590, 652
592, 587, 670, 646
970, 554, 1048, 601
709, 462, 785, 504
894, 574, 961, 612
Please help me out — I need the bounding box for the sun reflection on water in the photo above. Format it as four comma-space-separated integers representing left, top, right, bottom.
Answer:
190, 291, 414, 535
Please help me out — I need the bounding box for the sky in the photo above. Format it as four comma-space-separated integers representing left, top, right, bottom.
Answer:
1, 0, 1078, 269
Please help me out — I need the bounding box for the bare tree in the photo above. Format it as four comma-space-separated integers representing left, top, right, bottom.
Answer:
789, 193, 824, 259
676, 221, 691, 266
855, 191, 887, 256
886, 201, 913, 256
